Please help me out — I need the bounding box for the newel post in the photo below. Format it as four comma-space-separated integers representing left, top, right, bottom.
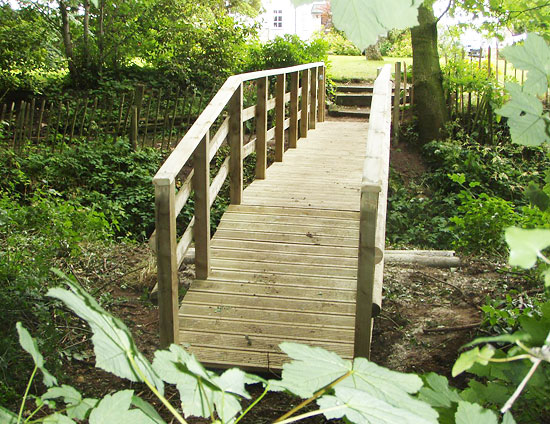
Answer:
300, 69, 309, 138
275, 73, 286, 162
354, 185, 380, 359
229, 83, 243, 204
154, 178, 179, 347
194, 132, 210, 280
309, 66, 318, 129
255, 77, 268, 179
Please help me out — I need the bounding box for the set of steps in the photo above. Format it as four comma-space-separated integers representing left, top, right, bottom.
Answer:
329, 84, 410, 118
329, 85, 374, 118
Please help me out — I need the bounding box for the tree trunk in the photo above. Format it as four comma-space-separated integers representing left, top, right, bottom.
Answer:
59, 0, 78, 80
410, 4, 448, 143
365, 43, 383, 61
98, 0, 105, 74
83, 0, 91, 69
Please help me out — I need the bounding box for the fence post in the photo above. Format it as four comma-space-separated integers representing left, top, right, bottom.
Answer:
255, 77, 268, 179
130, 105, 138, 150
392, 62, 401, 144
289, 72, 299, 148
275, 73, 286, 162
229, 83, 243, 204
194, 132, 210, 280
309, 66, 318, 129
300, 69, 309, 138
154, 179, 179, 347
318, 65, 326, 122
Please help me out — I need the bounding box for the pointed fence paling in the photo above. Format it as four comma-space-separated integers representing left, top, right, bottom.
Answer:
0, 85, 214, 152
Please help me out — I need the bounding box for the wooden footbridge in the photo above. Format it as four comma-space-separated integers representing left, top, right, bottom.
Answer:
152, 63, 392, 370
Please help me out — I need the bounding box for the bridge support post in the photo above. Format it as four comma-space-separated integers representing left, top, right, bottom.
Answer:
194, 132, 210, 280
255, 77, 268, 178
154, 179, 179, 347
300, 69, 309, 138
229, 83, 243, 204
289, 72, 299, 148
309, 67, 318, 129
275, 73, 286, 162
355, 187, 380, 359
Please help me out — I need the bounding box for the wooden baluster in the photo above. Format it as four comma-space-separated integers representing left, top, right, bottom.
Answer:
289, 72, 299, 148
392, 62, 401, 144
309, 66, 318, 129
317, 66, 326, 122
255, 77, 268, 179
154, 178, 179, 347
229, 83, 243, 205
300, 69, 309, 138
275, 73, 285, 162
194, 131, 210, 280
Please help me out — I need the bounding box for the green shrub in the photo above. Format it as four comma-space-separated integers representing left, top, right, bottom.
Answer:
0, 191, 112, 406
0, 139, 163, 240
379, 29, 412, 57
315, 29, 361, 56
243, 34, 329, 71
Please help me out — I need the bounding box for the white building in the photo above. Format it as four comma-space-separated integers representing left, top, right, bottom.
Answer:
257, 0, 328, 42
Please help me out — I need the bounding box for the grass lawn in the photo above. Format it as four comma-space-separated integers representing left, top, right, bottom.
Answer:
327, 55, 412, 81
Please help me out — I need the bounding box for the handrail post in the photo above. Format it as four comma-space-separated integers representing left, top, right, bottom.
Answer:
300, 69, 309, 138
309, 66, 318, 129
317, 66, 325, 122
289, 71, 299, 148
275, 73, 286, 162
155, 179, 179, 347
255, 77, 268, 178
229, 82, 243, 204
354, 186, 380, 358
194, 132, 210, 280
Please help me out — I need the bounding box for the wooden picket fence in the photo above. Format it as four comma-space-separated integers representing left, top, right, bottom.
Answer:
0, 84, 215, 153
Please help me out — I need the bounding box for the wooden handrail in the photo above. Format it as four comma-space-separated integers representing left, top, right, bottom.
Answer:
153, 62, 325, 346
354, 64, 392, 359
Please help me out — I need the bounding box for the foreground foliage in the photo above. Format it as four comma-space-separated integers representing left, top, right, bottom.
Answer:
1, 270, 520, 424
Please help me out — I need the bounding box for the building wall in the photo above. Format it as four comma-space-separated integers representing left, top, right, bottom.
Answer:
258, 0, 325, 42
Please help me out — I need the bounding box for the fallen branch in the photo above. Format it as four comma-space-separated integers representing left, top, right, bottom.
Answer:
423, 322, 481, 333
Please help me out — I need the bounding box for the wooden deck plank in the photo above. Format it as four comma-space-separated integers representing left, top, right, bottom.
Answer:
188, 279, 356, 302
178, 121, 368, 370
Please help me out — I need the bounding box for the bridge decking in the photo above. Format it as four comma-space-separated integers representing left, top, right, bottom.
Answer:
178, 120, 368, 371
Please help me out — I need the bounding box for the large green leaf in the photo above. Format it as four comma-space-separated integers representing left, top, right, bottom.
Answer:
89, 390, 159, 424
452, 346, 495, 377
276, 343, 437, 423
42, 413, 76, 424
152, 344, 250, 422
0, 406, 18, 424
291, 0, 420, 50
496, 83, 548, 147
418, 373, 462, 408
501, 33, 550, 96
505, 227, 550, 269
42, 385, 98, 421
318, 386, 435, 424
46, 269, 163, 394
454, 401, 498, 424
16, 322, 57, 387
331, 0, 420, 50
273, 343, 351, 398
